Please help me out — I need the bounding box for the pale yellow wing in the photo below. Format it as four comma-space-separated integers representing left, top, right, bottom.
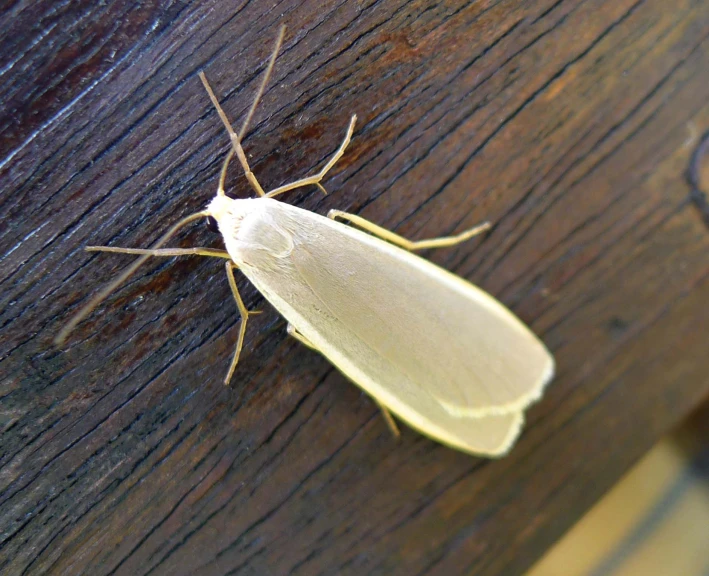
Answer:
235, 200, 552, 455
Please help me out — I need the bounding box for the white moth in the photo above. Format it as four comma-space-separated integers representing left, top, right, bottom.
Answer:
57, 27, 554, 457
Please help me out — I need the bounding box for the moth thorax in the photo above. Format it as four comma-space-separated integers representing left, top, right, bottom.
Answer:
206, 195, 247, 236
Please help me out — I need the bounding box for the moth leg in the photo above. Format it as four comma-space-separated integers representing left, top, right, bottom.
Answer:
199, 72, 267, 197
55, 210, 210, 346
328, 210, 491, 251
375, 401, 401, 438
265, 115, 357, 199
286, 323, 317, 350
224, 261, 261, 385
287, 323, 400, 438
86, 246, 231, 258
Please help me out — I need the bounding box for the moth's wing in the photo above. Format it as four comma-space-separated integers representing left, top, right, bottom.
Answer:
401, 410, 525, 457
238, 203, 552, 454
281, 208, 553, 415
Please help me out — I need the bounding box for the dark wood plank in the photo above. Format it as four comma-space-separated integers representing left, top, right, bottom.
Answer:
1, 1, 708, 574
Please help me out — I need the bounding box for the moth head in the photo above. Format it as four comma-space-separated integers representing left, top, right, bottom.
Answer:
206, 194, 234, 226
205, 195, 256, 241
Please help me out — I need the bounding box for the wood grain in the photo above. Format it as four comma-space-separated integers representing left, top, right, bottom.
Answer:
1, 1, 708, 574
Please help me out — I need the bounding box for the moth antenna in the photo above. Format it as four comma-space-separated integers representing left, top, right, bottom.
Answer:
55, 210, 208, 345
240, 24, 285, 139
217, 148, 235, 196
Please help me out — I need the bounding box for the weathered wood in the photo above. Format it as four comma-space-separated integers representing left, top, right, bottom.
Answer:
1, 1, 708, 574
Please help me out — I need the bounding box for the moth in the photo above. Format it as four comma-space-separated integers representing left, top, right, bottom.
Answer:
57, 27, 554, 457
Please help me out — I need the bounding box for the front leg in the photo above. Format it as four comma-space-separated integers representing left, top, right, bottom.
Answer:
287, 323, 400, 438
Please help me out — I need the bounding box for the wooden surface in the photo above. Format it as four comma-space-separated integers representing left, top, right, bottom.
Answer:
1, 1, 708, 574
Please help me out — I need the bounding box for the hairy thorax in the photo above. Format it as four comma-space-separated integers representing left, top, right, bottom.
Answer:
207, 196, 293, 265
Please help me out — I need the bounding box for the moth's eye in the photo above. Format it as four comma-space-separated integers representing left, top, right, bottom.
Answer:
205, 216, 219, 233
